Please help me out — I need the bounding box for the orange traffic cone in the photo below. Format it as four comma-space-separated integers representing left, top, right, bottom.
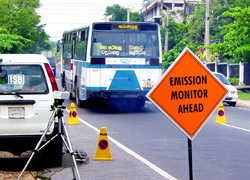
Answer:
68, 103, 80, 125
93, 127, 113, 161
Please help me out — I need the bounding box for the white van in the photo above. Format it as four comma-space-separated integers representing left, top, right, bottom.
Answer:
213, 72, 238, 106
0, 54, 62, 167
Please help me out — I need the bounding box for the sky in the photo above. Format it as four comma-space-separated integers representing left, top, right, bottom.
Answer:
37, 0, 144, 41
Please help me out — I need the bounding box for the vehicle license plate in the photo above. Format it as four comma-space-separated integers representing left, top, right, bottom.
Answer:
8, 107, 25, 119
143, 81, 154, 88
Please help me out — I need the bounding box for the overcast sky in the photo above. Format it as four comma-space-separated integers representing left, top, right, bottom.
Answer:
37, 0, 144, 41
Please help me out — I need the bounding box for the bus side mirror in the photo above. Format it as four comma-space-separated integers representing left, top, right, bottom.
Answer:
57, 40, 61, 52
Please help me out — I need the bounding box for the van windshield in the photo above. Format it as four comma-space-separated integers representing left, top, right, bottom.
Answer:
0, 65, 48, 94
214, 73, 231, 85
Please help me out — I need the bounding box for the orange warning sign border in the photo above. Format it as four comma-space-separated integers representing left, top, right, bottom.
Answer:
147, 47, 229, 140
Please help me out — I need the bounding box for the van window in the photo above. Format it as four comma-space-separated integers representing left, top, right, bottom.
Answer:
0, 65, 48, 94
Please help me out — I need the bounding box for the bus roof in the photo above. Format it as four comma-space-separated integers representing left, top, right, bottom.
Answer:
62, 21, 159, 34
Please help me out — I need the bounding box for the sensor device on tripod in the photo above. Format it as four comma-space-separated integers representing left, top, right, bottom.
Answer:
18, 90, 81, 180
53, 91, 70, 106
53, 91, 70, 100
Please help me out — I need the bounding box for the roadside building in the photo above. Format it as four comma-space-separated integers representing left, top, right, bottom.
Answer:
140, 0, 201, 24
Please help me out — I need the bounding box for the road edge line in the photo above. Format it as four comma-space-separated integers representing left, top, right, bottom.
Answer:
65, 109, 177, 180
220, 123, 250, 132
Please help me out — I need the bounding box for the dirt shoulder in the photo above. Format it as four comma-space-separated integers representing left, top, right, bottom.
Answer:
0, 171, 38, 180
237, 99, 250, 107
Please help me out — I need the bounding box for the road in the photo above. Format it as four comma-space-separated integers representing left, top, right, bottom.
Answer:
47, 72, 250, 180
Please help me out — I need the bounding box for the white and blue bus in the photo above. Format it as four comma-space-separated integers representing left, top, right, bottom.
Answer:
61, 22, 162, 108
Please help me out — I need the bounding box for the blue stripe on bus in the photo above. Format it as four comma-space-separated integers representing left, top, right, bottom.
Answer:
83, 85, 150, 91
109, 70, 141, 90
85, 87, 107, 90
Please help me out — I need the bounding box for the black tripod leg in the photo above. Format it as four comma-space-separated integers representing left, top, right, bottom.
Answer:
60, 117, 81, 180
17, 114, 56, 180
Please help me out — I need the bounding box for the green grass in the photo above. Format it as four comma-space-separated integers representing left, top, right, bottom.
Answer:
238, 90, 250, 100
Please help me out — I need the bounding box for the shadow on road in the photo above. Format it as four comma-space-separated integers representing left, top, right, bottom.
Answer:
84, 99, 154, 114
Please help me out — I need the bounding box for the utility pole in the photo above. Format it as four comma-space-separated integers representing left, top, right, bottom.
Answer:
161, 0, 163, 13
162, 3, 170, 53
205, 0, 210, 62
165, 8, 169, 52
161, 0, 164, 26
127, 7, 130, 22
183, 0, 187, 24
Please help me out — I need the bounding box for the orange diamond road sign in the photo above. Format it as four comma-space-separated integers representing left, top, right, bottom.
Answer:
147, 47, 228, 140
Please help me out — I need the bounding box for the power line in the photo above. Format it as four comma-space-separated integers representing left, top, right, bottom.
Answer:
40, 3, 142, 6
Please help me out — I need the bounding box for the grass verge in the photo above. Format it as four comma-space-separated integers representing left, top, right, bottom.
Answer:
238, 90, 250, 100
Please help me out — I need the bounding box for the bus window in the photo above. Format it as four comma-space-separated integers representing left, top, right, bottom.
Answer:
80, 31, 85, 41
74, 30, 87, 60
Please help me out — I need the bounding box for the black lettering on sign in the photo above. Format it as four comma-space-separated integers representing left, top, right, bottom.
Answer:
178, 104, 204, 113
170, 75, 207, 86
100, 133, 107, 136
171, 89, 208, 100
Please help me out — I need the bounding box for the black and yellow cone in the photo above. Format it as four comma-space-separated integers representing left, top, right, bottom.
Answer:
215, 103, 227, 124
68, 103, 80, 125
93, 127, 113, 161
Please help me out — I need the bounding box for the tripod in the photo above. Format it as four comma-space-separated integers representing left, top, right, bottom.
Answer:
17, 99, 81, 180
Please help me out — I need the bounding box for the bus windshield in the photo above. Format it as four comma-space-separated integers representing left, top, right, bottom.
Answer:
91, 32, 159, 57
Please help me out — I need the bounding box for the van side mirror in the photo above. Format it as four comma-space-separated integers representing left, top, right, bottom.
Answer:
0, 69, 7, 78
0, 58, 7, 78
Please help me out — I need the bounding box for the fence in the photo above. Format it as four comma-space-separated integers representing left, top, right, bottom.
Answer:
204, 61, 250, 85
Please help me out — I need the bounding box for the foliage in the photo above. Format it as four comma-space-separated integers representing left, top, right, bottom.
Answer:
209, 6, 250, 63
162, 39, 196, 70
228, 78, 239, 86
195, 48, 220, 62
160, 0, 250, 69
0, 28, 31, 53
105, 4, 127, 21
130, 11, 142, 22
53, 50, 61, 63
104, 4, 141, 22
0, 0, 51, 53
161, 14, 197, 69
50, 41, 61, 62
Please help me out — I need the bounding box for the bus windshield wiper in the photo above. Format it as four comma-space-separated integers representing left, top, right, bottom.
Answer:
3, 91, 23, 99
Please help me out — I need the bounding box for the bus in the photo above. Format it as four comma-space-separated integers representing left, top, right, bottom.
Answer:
61, 22, 162, 109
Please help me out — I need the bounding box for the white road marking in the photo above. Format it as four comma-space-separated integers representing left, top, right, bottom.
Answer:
236, 107, 250, 111
220, 123, 250, 132
65, 109, 177, 180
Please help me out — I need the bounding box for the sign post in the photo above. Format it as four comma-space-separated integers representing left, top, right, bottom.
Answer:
187, 138, 193, 180
147, 47, 228, 179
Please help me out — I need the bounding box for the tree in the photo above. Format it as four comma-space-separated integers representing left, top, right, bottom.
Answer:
0, 0, 51, 53
104, 4, 141, 22
105, 4, 127, 21
160, 0, 250, 68
209, 6, 250, 63
0, 28, 31, 53
130, 11, 141, 22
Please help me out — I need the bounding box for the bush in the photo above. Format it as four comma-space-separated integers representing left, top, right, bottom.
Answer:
228, 78, 239, 85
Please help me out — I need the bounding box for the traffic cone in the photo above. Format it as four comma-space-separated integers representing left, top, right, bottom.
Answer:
93, 127, 113, 161
68, 103, 80, 125
215, 103, 227, 124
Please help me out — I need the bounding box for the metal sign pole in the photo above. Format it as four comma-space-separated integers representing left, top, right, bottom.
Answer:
187, 138, 193, 180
